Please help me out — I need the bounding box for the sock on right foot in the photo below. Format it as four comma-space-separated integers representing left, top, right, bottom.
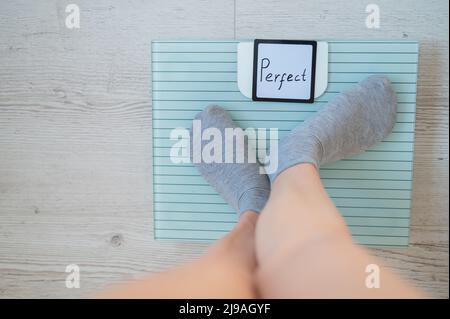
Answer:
269, 75, 397, 182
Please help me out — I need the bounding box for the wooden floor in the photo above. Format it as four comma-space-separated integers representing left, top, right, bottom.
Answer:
0, 0, 448, 298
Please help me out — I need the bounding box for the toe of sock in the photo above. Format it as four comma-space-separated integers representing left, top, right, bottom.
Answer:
360, 75, 398, 137
361, 75, 397, 110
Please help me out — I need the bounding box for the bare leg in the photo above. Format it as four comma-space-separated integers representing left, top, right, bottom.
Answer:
255, 163, 423, 298
99, 211, 259, 298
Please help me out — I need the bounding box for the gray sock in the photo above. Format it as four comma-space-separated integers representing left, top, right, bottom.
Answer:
190, 105, 270, 216
269, 75, 397, 182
